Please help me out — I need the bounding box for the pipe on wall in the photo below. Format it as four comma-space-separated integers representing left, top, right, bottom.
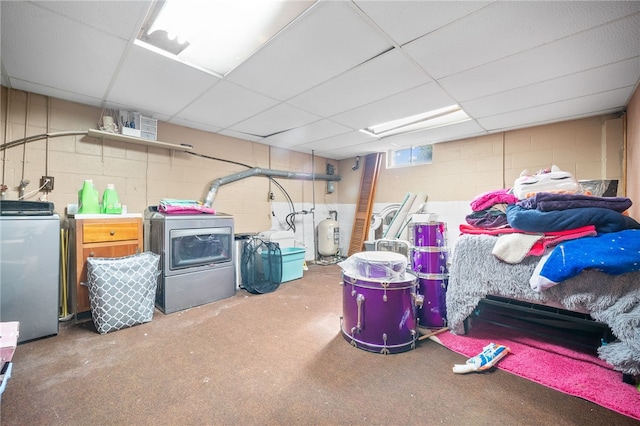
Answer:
203, 167, 342, 207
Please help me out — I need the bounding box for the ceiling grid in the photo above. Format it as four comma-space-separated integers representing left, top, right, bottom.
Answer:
1, 0, 638, 159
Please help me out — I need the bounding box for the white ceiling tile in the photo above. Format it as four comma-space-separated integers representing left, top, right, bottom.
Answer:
168, 118, 222, 135
297, 130, 373, 153
229, 103, 321, 137
32, 1, 150, 39
108, 44, 220, 117
263, 119, 352, 148
315, 120, 486, 159
176, 81, 279, 129
1, 1, 637, 161
462, 58, 640, 118
439, 13, 640, 102
218, 129, 264, 143
1, 1, 127, 99
311, 141, 384, 160
477, 88, 631, 131
226, 1, 392, 100
5, 79, 104, 110
383, 120, 487, 147
288, 48, 430, 116
354, 0, 491, 46
331, 82, 457, 131
405, 1, 640, 79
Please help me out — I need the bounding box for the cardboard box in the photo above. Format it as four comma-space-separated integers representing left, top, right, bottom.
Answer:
0, 322, 19, 363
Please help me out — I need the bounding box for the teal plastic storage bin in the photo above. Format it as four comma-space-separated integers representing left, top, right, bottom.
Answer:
0, 362, 12, 402
262, 247, 306, 283
280, 247, 306, 282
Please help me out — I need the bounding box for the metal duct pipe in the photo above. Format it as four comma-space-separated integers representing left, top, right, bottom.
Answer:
203, 167, 341, 207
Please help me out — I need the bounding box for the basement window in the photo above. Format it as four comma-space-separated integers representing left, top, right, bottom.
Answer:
387, 145, 433, 168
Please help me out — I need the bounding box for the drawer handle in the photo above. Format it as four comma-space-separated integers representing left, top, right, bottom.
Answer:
89, 252, 95, 257
110, 230, 116, 236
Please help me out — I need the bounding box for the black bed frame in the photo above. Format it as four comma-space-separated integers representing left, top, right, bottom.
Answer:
465, 295, 637, 385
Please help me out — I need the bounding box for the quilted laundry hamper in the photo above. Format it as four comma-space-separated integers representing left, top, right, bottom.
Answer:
85, 252, 160, 334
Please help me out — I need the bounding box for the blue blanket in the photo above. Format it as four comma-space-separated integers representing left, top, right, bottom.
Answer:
534, 229, 640, 287
506, 205, 640, 233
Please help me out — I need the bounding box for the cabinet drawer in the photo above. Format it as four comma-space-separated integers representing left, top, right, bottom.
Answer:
82, 221, 140, 243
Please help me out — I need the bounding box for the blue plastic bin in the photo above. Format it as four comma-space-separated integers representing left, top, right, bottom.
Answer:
262, 247, 306, 283
0, 362, 13, 402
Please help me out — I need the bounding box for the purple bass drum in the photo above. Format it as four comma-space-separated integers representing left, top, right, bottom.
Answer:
409, 221, 447, 247
415, 273, 448, 328
341, 271, 418, 354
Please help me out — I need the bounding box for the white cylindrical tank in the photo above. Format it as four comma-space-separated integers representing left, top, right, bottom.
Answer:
318, 218, 339, 256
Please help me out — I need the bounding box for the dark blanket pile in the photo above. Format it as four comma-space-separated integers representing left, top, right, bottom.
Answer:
516, 192, 632, 212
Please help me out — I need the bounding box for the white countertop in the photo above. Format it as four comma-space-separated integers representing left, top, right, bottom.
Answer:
71, 213, 142, 219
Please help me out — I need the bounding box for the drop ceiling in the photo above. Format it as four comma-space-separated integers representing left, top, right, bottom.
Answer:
1, 1, 639, 160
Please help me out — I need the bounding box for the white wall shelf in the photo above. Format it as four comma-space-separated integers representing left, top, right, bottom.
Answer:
87, 129, 193, 152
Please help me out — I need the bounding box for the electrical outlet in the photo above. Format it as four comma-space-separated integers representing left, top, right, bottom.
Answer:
40, 176, 54, 191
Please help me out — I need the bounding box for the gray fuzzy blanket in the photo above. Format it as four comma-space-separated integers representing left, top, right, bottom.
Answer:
446, 234, 640, 375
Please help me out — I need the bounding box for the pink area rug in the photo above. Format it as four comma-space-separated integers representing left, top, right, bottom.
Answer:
433, 320, 640, 420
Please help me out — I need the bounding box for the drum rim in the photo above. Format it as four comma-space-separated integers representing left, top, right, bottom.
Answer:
342, 272, 417, 288
416, 272, 449, 280
352, 251, 407, 263
411, 246, 448, 253
340, 327, 417, 352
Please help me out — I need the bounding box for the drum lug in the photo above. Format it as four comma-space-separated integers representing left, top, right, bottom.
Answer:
381, 281, 389, 302
344, 275, 357, 285
380, 333, 390, 355
414, 293, 424, 308
356, 294, 365, 332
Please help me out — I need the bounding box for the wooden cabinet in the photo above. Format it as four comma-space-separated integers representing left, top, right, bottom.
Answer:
70, 217, 143, 314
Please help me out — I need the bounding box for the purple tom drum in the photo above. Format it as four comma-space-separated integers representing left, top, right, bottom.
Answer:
410, 246, 448, 275
416, 273, 448, 328
341, 271, 418, 354
409, 221, 447, 247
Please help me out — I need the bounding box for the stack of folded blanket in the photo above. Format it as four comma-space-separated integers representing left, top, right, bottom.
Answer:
462, 189, 640, 291
158, 199, 216, 215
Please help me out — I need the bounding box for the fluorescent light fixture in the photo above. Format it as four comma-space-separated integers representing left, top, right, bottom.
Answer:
136, 0, 314, 76
360, 105, 471, 138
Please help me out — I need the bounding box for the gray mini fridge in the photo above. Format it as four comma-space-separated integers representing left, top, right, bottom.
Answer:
0, 201, 60, 342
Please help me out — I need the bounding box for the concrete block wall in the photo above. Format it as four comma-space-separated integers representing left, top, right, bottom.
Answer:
337, 114, 625, 255
627, 86, 640, 220
1, 86, 630, 258
0, 87, 335, 239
